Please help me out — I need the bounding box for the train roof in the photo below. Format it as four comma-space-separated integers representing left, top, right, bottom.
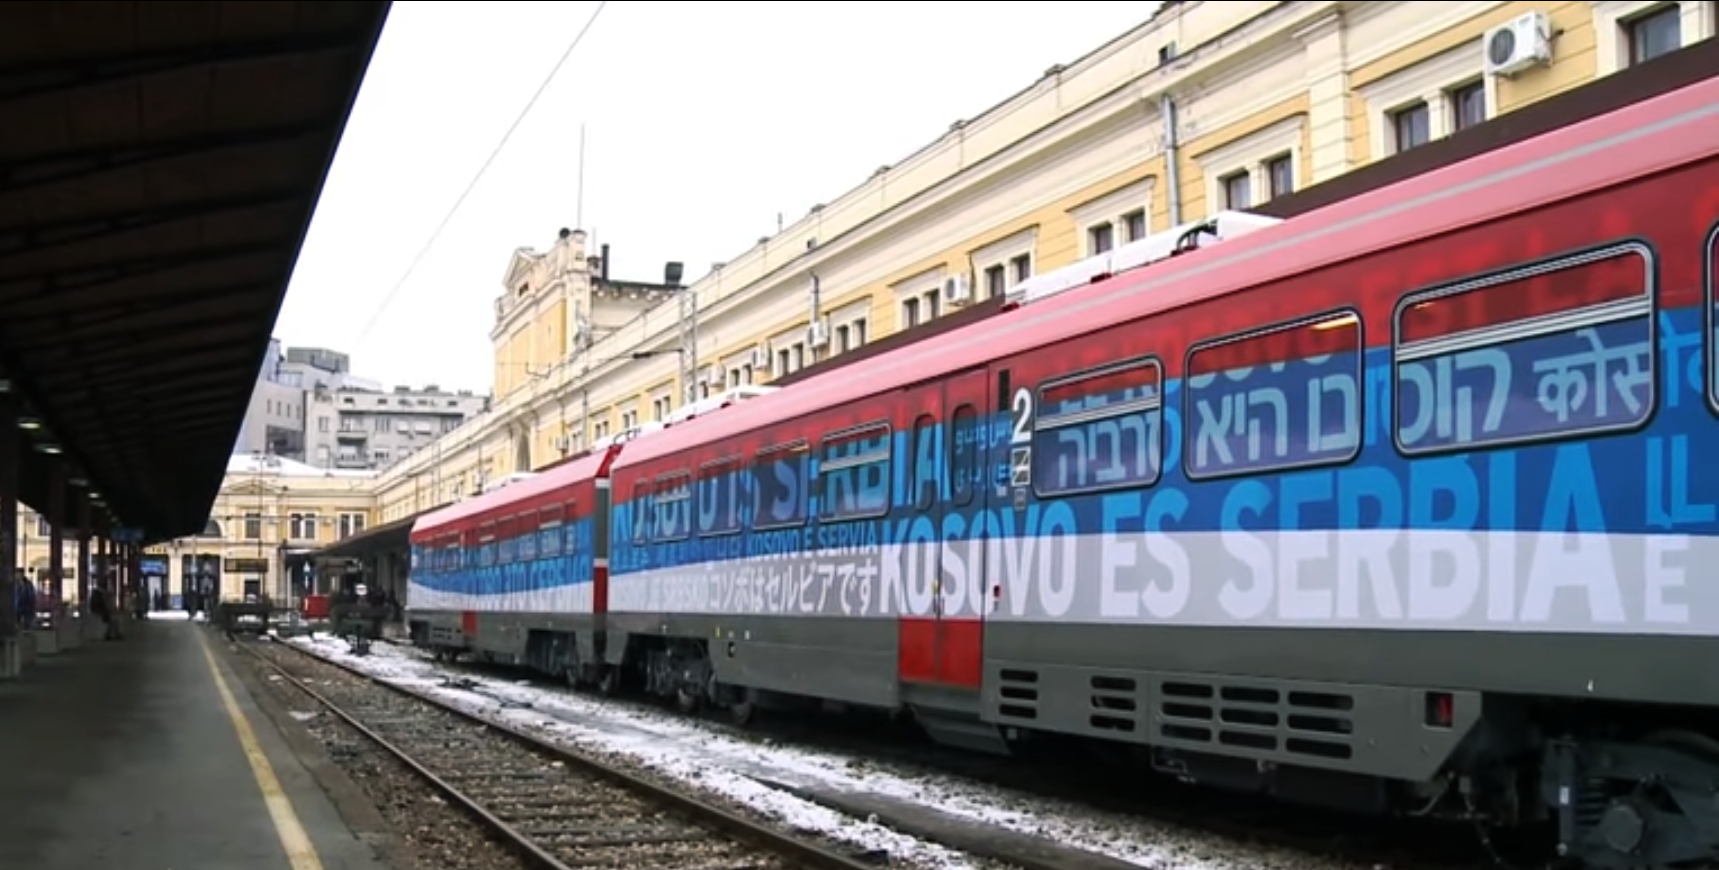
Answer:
617, 72, 1719, 472
414, 447, 613, 535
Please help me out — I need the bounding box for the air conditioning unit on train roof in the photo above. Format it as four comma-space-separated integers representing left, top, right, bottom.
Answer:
665, 385, 779, 425
1007, 210, 1282, 308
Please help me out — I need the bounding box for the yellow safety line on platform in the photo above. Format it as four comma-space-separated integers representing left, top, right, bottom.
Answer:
199, 633, 327, 870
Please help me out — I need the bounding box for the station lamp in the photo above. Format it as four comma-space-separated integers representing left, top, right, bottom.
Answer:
36, 443, 61, 455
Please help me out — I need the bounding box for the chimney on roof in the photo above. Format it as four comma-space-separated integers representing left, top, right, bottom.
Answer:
664, 261, 684, 286
558, 227, 572, 240
599, 243, 611, 282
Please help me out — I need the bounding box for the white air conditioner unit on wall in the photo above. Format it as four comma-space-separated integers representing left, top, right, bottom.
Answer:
942, 274, 972, 306
749, 347, 770, 368
553, 435, 571, 452
1483, 10, 1552, 78
807, 320, 830, 349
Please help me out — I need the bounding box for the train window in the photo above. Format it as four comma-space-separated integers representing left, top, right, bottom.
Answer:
751, 441, 810, 529
1185, 310, 1363, 480
538, 507, 564, 557
1393, 242, 1654, 455
696, 456, 746, 536
499, 516, 518, 564
518, 520, 538, 561
910, 414, 938, 511
563, 501, 579, 555
951, 404, 979, 507
654, 471, 693, 541
479, 524, 497, 567
630, 480, 654, 544
1032, 358, 1164, 496
819, 422, 892, 521
1706, 223, 1719, 416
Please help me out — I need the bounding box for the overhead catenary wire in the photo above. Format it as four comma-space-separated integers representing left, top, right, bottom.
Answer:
351, 0, 610, 347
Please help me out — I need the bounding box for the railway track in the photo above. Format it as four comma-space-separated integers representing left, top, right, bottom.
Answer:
237, 638, 896, 870
380, 642, 1501, 870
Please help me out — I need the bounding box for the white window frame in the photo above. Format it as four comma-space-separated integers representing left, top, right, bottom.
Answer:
1358, 43, 1490, 162
289, 513, 318, 541
827, 299, 871, 353
1069, 179, 1154, 255
1194, 115, 1306, 212
649, 385, 674, 420
768, 324, 810, 377
969, 227, 1038, 299
338, 512, 366, 539
890, 266, 945, 329
1592, 1, 1717, 74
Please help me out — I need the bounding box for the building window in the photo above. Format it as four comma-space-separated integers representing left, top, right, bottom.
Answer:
1265, 155, 1294, 199
984, 264, 1007, 299
1122, 209, 1148, 243
34, 516, 51, 537
1011, 254, 1032, 284
289, 513, 317, 540
851, 319, 867, 347
1222, 171, 1252, 209
621, 410, 638, 430
1392, 102, 1431, 152
1628, 5, 1682, 63
1087, 222, 1115, 255
1449, 81, 1486, 132
243, 513, 262, 540
317, 417, 329, 432
901, 297, 921, 329
338, 512, 366, 539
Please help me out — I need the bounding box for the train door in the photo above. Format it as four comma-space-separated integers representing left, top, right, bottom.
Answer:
933, 368, 989, 687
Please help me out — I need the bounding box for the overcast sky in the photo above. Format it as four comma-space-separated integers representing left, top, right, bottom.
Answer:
273, 0, 1160, 392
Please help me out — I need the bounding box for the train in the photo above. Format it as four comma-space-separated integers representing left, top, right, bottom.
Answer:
406, 72, 1719, 869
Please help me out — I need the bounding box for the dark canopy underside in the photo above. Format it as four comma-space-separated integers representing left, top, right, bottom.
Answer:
0, 1, 391, 540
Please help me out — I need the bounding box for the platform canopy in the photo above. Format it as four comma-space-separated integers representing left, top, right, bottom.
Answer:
0, 1, 392, 541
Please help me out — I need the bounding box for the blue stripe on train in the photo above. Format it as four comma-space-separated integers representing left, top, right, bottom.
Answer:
612, 306, 1719, 576
410, 517, 596, 597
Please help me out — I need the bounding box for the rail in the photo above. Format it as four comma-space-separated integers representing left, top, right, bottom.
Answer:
236, 637, 888, 870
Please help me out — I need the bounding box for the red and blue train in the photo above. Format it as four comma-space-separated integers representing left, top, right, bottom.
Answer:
408, 72, 1719, 868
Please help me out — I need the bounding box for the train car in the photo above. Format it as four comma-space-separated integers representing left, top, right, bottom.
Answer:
406, 446, 618, 687
603, 74, 1719, 868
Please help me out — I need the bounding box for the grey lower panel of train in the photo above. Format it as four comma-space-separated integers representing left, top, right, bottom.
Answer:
407, 607, 1709, 783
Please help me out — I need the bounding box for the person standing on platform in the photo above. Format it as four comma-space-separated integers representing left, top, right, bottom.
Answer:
88, 585, 117, 640
14, 570, 35, 630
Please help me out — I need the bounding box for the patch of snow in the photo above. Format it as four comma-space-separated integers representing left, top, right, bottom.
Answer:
284, 636, 1226, 869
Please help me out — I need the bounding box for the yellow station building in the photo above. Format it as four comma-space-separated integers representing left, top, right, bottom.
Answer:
59, 0, 1709, 603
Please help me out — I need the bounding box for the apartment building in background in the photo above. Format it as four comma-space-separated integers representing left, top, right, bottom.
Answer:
233, 340, 491, 472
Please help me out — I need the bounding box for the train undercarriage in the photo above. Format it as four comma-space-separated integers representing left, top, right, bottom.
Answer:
411, 621, 1719, 869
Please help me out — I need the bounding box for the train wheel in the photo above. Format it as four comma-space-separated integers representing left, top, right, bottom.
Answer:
730, 698, 757, 727
596, 665, 619, 697
676, 686, 701, 714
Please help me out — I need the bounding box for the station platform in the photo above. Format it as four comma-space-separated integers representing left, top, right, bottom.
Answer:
0, 618, 391, 870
